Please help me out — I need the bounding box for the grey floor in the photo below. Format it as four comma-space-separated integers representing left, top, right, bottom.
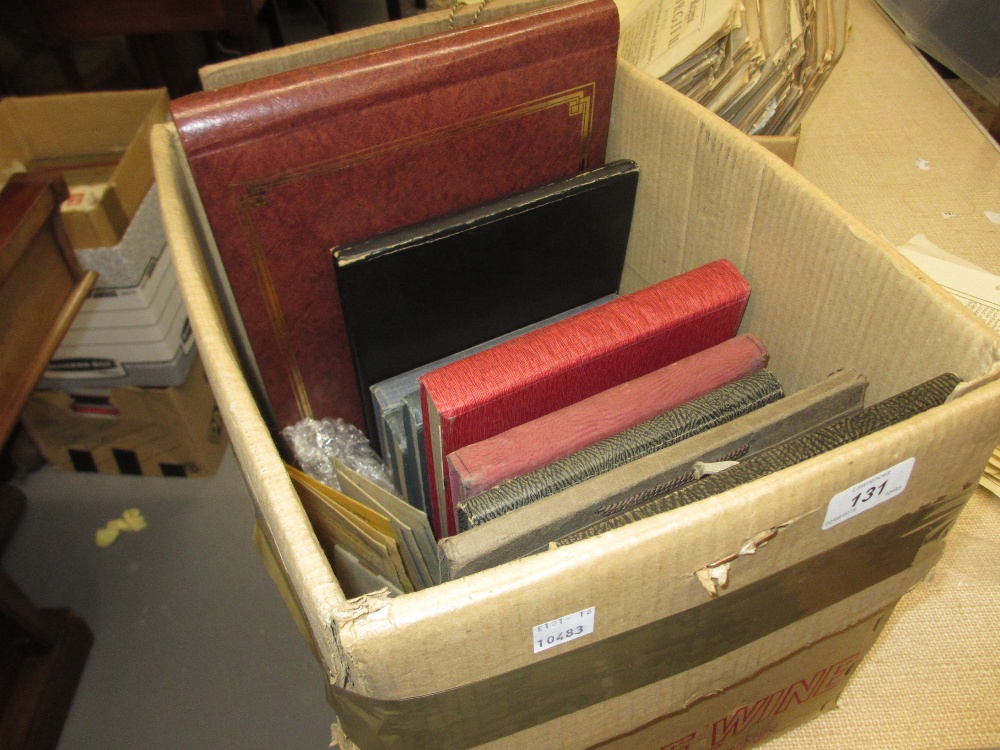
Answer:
4, 448, 338, 750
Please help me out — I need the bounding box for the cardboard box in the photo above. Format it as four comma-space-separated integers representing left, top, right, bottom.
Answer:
0, 89, 169, 250
57, 281, 183, 349
38, 335, 198, 391
42, 294, 195, 384
70, 249, 177, 330
152, 3, 1000, 747
36, 189, 197, 390
21, 354, 227, 478
75, 183, 168, 293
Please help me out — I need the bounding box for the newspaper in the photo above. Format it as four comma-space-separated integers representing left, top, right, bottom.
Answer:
617, 0, 739, 79
636, 0, 849, 135
898, 236, 1000, 335
898, 235, 1000, 498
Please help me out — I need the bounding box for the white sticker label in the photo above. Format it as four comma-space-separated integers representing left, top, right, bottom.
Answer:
822, 458, 915, 530
533, 607, 595, 653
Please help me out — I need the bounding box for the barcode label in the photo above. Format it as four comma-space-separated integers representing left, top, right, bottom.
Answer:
533, 607, 595, 653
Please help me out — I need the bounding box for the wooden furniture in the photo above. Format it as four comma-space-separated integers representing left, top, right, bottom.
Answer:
0, 173, 97, 750
0, 174, 97, 442
24, 0, 295, 96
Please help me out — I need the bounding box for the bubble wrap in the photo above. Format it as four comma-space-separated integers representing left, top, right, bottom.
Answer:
282, 417, 393, 492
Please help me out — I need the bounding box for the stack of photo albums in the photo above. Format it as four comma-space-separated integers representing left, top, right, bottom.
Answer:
168, 0, 948, 596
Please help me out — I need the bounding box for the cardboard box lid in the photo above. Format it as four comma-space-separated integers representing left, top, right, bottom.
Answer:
0, 89, 169, 221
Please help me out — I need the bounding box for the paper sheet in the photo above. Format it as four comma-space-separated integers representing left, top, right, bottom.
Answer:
899, 235, 1000, 499
898, 236, 1000, 334
617, 0, 739, 78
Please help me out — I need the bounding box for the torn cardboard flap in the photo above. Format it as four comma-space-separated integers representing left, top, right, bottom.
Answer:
695, 525, 785, 597
333, 591, 393, 626
696, 562, 731, 597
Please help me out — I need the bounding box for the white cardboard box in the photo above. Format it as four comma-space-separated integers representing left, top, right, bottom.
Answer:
75, 183, 168, 293
152, 2, 1000, 747
76, 246, 176, 326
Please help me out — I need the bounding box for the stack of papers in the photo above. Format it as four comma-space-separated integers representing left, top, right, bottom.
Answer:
897, 235, 1000, 499
617, 0, 848, 135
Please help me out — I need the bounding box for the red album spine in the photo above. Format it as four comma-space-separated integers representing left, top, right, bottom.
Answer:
421, 258, 752, 537
446, 332, 769, 504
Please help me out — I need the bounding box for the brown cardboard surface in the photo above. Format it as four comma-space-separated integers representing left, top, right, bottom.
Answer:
323, 498, 958, 749
0, 89, 168, 249
763, 487, 1000, 750
588, 607, 894, 750
760, 1, 1000, 747
751, 134, 799, 167
152, 1, 1000, 746
20, 354, 228, 478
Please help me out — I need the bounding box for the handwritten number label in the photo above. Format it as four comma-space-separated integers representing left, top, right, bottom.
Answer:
533, 607, 595, 653
851, 480, 888, 508
823, 458, 915, 530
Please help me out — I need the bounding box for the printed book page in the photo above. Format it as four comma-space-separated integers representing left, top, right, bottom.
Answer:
898, 235, 1000, 334
616, 0, 739, 78
898, 235, 1000, 498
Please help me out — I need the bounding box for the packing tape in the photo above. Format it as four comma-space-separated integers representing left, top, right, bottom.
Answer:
327, 491, 968, 749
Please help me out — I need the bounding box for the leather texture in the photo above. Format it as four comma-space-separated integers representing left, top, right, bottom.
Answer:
335, 160, 638, 443
555, 372, 962, 546
170, 0, 620, 433
456, 369, 784, 530
420, 258, 752, 537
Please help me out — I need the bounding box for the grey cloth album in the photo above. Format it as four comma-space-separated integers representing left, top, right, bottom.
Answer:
554, 371, 960, 547
456, 369, 786, 532
437, 368, 869, 581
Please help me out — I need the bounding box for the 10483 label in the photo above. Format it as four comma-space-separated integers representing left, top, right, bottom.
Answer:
822, 458, 915, 530
533, 607, 595, 653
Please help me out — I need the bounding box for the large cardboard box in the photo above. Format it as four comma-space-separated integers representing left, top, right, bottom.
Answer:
0, 89, 169, 250
151, 2, 1000, 747
21, 354, 227, 479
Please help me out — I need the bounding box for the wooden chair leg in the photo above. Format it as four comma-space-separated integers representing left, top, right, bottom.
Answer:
990, 104, 1000, 144
0, 575, 93, 750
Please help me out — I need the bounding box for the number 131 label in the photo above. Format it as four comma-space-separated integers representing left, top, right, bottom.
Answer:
533, 607, 595, 653
822, 457, 915, 530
